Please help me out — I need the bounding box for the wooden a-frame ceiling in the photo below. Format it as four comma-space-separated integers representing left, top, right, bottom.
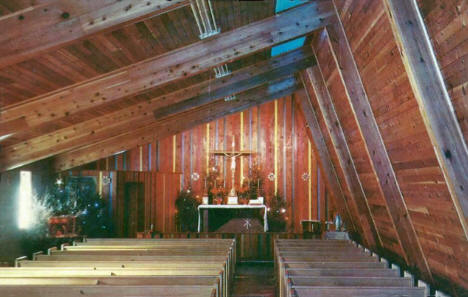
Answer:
0, 0, 332, 171
1, 0, 468, 291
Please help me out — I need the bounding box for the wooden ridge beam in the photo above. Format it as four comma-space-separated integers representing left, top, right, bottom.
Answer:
383, 0, 468, 238
0, 48, 313, 171
0, 0, 190, 68
301, 66, 382, 249
0, 0, 334, 138
325, 7, 432, 280
295, 88, 357, 234
52, 77, 300, 171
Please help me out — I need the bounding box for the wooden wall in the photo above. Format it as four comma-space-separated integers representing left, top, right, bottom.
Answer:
312, 32, 403, 257
330, 0, 468, 292
70, 170, 180, 236
417, 0, 468, 143
84, 96, 334, 232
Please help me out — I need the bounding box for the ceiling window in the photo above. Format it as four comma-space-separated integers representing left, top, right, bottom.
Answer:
271, 0, 307, 57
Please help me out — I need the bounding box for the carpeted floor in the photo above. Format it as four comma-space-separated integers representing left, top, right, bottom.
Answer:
231, 262, 276, 297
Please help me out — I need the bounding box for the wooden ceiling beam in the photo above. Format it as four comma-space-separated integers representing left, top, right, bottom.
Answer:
325, 9, 433, 280
383, 0, 468, 239
295, 88, 356, 234
2, 47, 309, 148
0, 0, 334, 139
301, 66, 382, 249
51, 77, 300, 171
0, 0, 190, 68
153, 48, 315, 119
0, 49, 312, 171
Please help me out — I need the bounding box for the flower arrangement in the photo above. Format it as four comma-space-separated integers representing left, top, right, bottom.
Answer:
238, 181, 250, 204
211, 186, 227, 204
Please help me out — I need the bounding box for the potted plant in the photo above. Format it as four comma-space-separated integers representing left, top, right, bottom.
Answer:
175, 189, 199, 232
267, 193, 289, 232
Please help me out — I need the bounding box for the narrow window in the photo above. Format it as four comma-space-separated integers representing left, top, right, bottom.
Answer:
18, 171, 33, 229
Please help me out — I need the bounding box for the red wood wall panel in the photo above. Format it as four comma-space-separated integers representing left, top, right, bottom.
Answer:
417, 0, 468, 142
90, 96, 332, 232
334, 0, 468, 290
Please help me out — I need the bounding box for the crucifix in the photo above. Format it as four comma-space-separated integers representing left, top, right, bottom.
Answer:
211, 135, 254, 202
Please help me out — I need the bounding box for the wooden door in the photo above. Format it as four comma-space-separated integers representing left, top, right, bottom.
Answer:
123, 182, 145, 237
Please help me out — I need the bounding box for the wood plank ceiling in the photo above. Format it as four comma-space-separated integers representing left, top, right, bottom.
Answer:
0, 0, 303, 170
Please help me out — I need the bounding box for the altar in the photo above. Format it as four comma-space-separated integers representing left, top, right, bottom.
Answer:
197, 204, 268, 232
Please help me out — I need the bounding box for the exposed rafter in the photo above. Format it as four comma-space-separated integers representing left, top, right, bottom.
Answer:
301, 66, 382, 249
295, 89, 356, 235
325, 9, 433, 279
52, 77, 300, 171
0, 0, 191, 68
153, 48, 315, 120
0, 47, 313, 171
383, 0, 468, 239
0, 0, 334, 140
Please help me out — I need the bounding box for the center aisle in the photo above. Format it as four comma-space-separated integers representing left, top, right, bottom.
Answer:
231, 262, 275, 297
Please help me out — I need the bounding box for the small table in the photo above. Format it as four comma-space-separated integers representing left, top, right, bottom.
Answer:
198, 204, 268, 232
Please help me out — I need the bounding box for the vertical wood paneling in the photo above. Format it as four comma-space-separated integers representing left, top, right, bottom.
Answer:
91, 96, 330, 233
262, 101, 275, 197
108, 171, 180, 236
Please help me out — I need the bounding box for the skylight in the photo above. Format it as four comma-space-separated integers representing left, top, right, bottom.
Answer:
271, 0, 307, 57
275, 0, 309, 13
271, 37, 306, 57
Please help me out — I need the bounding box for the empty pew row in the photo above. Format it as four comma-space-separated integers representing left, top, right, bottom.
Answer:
68, 238, 237, 275
275, 239, 425, 297
0, 238, 235, 297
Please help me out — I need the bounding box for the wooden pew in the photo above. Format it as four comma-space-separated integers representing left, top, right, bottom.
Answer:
3, 238, 235, 297
0, 285, 218, 297
288, 276, 413, 287
293, 287, 425, 297
286, 268, 399, 277
0, 267, 223, 277
275, 239, 424, 297
64, 238, 237, 277
0, 275, 222, 296
0, 275, 218, 286
17, 261, 229, 296
284, 262, 386, 269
